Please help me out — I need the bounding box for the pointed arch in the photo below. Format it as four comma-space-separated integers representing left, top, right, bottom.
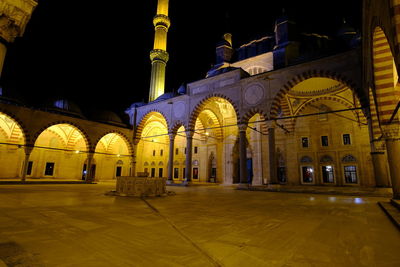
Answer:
188, 94, 239, 130
270, 71, 364, 119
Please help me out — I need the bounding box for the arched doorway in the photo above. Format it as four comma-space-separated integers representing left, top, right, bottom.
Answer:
94, 133, 131, 181
136, 112, 169, 177
31, 124, 88, 180
190, 96, 238, 184
0, 112, 25, 178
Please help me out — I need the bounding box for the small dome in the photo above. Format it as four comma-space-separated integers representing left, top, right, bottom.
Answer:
46, 99, 84, 118
177, 84, 186, 95
206, 63, 239, 78
89, 110, 127, 127
337, 19, 357, 37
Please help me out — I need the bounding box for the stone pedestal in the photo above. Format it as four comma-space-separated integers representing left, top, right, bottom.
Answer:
116, 177, 166, 197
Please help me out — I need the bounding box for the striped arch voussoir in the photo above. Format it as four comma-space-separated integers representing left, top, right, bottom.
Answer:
188, 93, 239, 130
32, 121, 91, 151
270, 70, 361, 119
241, 108, 269, 125
0, 108, 29, 144
94, 130, 134, 154
170, 121, 186, 135
135, 109, 170, 141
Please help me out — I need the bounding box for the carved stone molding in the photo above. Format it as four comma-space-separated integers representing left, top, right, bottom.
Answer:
150, 49, 169, 63
0, 0, 37, 43
153, 14, 170, 29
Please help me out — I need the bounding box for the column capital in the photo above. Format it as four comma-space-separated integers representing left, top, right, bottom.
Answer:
371, 139, 386, 152
23, 144, 34, 155
238, 123, 248, 132
382, 123, 400, 140
186, 129, 195, 138
0, 0, 38, 43
168, 132, 176, 140
266, 120, 276, 129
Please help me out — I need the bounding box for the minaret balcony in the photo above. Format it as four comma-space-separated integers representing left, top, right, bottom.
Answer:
150, 49, 169, 63
153, 14, 171, 29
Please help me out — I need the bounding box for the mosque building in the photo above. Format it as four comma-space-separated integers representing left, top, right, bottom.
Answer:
1, 0, 400, 200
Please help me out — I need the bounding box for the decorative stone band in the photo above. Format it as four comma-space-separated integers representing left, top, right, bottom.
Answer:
150, 49, 169, 63
382, 123, 400, 140
116, 176, 166, 197
0, 0, 38, 43
153, 14, 170, 29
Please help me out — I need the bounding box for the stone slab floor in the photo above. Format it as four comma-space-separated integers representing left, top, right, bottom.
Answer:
0, 183, 399, 267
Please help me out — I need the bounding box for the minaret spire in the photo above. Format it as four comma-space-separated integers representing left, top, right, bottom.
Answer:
149, 0, 170, 102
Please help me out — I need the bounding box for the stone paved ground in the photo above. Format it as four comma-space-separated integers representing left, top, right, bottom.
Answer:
0, 183, 399, 267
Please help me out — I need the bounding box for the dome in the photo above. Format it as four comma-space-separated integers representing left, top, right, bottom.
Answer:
337, 19, 357, 37
206, 63, 239, 78
89, 110, 127, 127
0, 86, 26, 106
45, 99, 84, 118
177, 84, 186, 95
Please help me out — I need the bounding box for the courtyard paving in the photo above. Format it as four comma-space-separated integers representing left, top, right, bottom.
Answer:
0, 183, 399, 267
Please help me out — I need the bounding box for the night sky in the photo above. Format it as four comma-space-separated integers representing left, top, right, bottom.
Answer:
0, 0, 362, 117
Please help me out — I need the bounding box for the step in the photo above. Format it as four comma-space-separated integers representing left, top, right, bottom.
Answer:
378, 201, 400, 231
391, 199, 400, 211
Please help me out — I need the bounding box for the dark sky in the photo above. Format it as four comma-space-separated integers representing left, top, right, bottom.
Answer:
0, 0, 362, 116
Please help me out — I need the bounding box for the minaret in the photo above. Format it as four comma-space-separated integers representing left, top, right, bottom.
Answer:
149, 0, 170, 102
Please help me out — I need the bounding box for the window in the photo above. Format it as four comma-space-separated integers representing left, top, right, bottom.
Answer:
175, 148, 179, 155
26, 161, 33, 176
194, 146, 198, 154
158, 168, 163, 177
44, 162, 55, 176
301, 166, 314, 183
322, 165, 334, 183
301, 137, 309, 148
343, 134, 351, 145
116, 166, 122, 177
160, 149, 164, 156
152, 150, 156, 156
174, 168, 179, 178
184, 147, 187, 154
151, 168, 156, 177
193, 168, 199, 179
183, 168, 186, 179
321, 136, 329, 146
344, 165, 357, 184
277, 167, 286, 183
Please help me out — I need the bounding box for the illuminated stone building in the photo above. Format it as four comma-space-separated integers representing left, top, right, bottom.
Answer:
1, 0, 400, 199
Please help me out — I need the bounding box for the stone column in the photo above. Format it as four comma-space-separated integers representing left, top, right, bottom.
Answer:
167, 133, 175, 182
184, 130, 194, 183
21, 145, 33, 182
370, 140, 391, 187
268, 124, 278, 184
239, 124, 248, 184
383, 124, 400, 199
130, 140, 139, 177
85, 152, 94, 183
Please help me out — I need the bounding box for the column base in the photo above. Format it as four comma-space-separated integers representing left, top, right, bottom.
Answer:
182, 180, 192, 186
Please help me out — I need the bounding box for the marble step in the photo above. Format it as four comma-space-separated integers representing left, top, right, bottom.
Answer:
378, 201, 400, 231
